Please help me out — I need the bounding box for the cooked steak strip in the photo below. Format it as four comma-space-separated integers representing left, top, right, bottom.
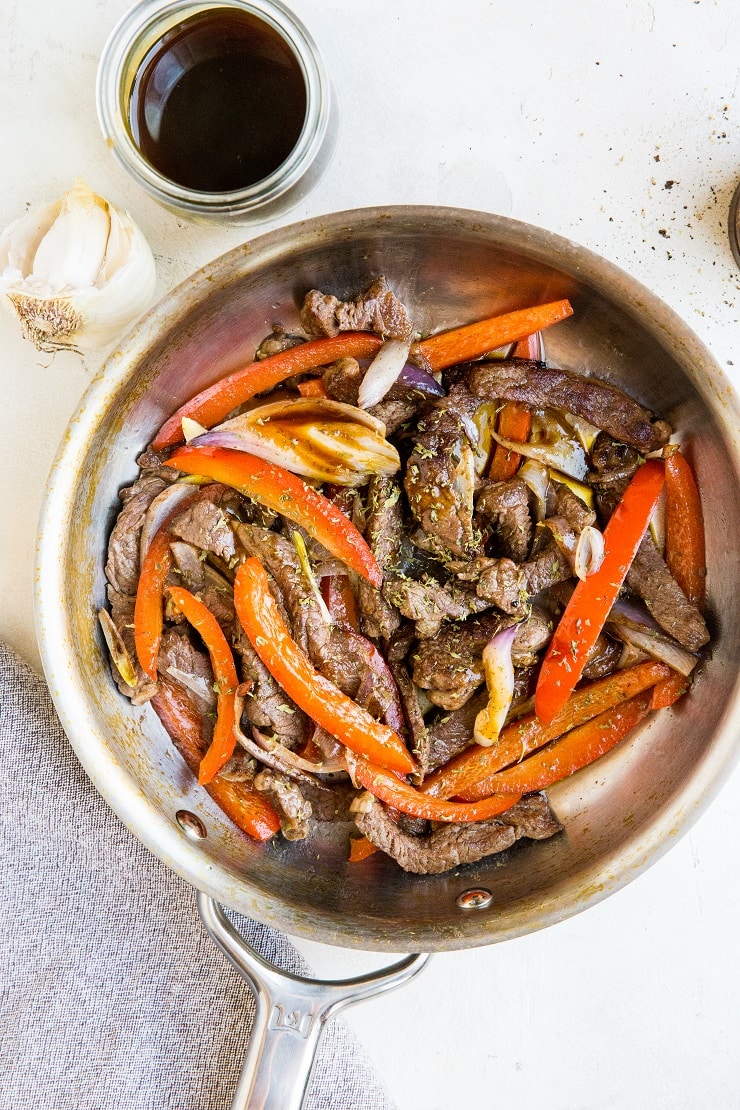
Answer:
358, 476, 403, 641
323, 357, 362, 404
453, 545, 572, 614
468, 359, 672, 451
255, 324, 305, 361
412, 609, 551, 710
383, 575, 490, 639
475, 478, 532, 562
106, 475, 167, 596
404, 384, 481, 558
390, 661, 430, 782
169, 541, 236, 633
353, 793, 562, 874
582, 633, 622, 681
158, 627, 216, 720
169, 488, 239, 564
301, 276, 414, 341
233, 627, 307, 748
626, 535, 709, 651
426, 691, 487, 772
254, 770, 313, 840
548, 480, 596, 531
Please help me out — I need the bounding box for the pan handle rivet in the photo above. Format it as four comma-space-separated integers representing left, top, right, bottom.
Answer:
456, 888, 493, 911
176, 809, 207, 840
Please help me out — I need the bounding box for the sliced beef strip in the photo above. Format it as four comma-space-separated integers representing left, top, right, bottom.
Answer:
626, 534, 709, 651
368, 397, 420, 435
158, 626, 216, 719
390, 661, 430, 782
425, 690, 487, 772
323, 357, 362, 404
548, 480, 596, 531
582, 632, 622, 681
452, 544, 572, 614
106, 474, 168, 596
137, 448, 179, 483
169, 541, 236, 634
468, 359, 672, 452
300, 276, 414, 341
254, 770, 313, 841
475, 478, 532, 561
357, 476, 403, 641
255, 324, 305, 361
353, 792, 561, 874
233, 626, 307, 748
404, 384, 481, 558
236, 523, 376, 697
383, 575, 490, 639
169, 488, 240, 564
412, 608, 551, 711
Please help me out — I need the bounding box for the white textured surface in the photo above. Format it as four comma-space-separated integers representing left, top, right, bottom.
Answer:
1, 1, 738, 1107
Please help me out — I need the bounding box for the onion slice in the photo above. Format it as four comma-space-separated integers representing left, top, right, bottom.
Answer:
139, 480, 197, 563
98, 609, 136, 688
358, 339, 412, 409
473, 625, 518, 747
489, 426, 588, 480
519, 459, 550, 521
608, 620, 698, 676
396, 362, 445, 397
574, 525, 605, 580
194, 397, 400, 486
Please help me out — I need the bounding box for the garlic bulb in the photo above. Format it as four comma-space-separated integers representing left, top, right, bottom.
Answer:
0, 180, 156, 352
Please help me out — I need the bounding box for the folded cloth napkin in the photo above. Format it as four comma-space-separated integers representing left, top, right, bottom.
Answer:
0, 640, 395, 1110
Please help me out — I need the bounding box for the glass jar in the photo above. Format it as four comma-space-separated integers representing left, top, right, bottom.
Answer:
96, 0, 336, 223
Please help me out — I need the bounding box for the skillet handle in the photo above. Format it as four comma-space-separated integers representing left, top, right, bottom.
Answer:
197, 892, 430, 1110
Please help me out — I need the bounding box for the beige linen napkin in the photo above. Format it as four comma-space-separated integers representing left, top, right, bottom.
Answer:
0, 640, 394, 1110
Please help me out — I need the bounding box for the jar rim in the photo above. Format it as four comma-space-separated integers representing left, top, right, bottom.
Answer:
96, 0, 331, 217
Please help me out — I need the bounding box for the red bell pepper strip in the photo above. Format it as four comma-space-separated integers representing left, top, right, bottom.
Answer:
651, 671, 691, 710
321, 574, 360, 632
465, 692, 653, 797
665, 452, 706, 609
423, 661, 671, 802
412, 300, 572, 372
348, 836, 380, 862
168, 445, 382, 587
134, 528, 176, 682
488, 334, 538, 481
233, 558, 416, 775
346, 751, 521, 823
167, 586, 240, 784
534, 459, 665, 725
151, 677, 280, 840
296, 377, 329, 398
153, 333, 383, 449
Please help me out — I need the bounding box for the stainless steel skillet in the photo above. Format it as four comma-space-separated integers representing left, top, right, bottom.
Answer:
35, 206, 740, 1107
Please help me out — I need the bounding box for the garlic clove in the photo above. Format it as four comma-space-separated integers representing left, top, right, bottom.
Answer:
0, 181, 156, 352
31, 181, 110, 292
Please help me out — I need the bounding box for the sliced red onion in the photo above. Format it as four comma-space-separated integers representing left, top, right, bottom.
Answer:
518, 460, 550, 521
164, 664, 217, 711
396, 362, 445, 397
574, 525, 605, 580
608, 620, 697, 676
609, 595, 662, 633
473, 624, 518, 747
98, 609, 136, 688
489, 426, 588, 480
194, 397, 399, 486
358, 338, 412, 409
139, 480, 196, 562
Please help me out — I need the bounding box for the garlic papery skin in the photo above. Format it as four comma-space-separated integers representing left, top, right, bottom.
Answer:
0, 181, 156, 352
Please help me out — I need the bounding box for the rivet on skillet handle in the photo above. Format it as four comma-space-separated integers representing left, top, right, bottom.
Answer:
197, 892, 430, 1110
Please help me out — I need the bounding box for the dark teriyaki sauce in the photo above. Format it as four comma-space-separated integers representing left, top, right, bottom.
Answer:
128, 9, 307, 193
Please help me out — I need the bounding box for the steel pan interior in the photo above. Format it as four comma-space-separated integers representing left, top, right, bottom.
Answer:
36, 206, 740, 951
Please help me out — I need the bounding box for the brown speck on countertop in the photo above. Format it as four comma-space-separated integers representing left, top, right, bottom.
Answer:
664, 180, 676, 189
659, 229, 670, 238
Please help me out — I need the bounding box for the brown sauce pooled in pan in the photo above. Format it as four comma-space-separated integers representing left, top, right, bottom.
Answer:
128, 8, 307, 193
